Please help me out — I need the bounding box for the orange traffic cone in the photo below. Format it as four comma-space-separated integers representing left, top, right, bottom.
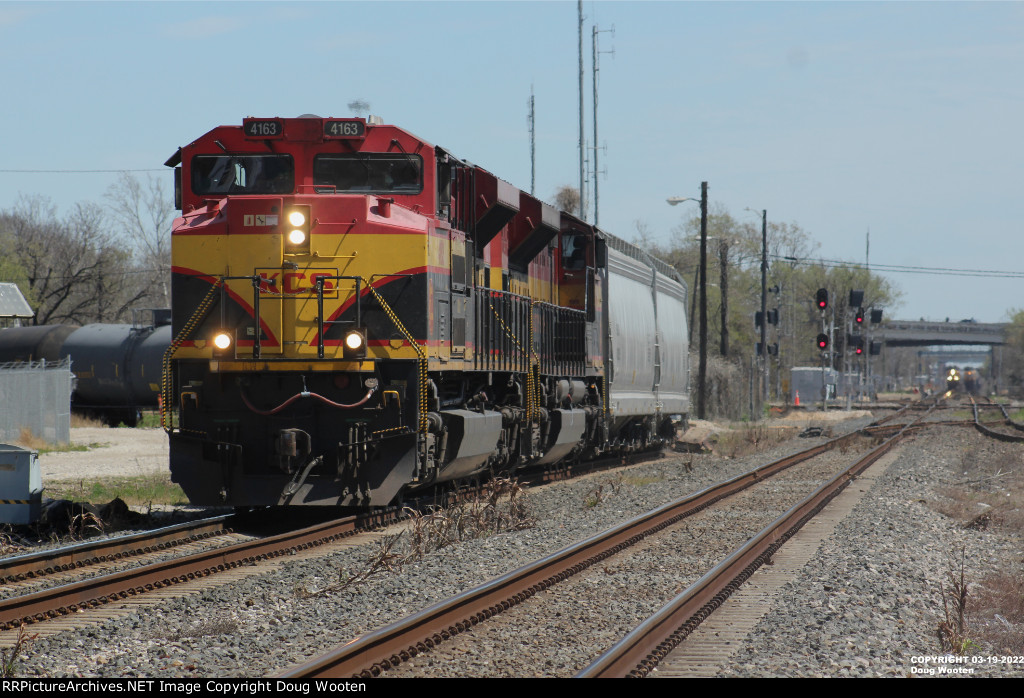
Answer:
795, 390, 800, 406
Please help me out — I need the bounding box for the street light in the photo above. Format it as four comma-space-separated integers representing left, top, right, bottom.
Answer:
667, 184, 708, 419
666, 196, 698, 206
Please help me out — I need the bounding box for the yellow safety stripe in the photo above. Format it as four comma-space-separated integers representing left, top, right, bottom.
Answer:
161, 278, 223, 433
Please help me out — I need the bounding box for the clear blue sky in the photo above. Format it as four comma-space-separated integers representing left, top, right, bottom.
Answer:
1, 1, 1021, 323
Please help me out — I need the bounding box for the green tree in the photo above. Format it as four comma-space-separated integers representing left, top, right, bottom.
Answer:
645, 203, 902, 413
1000, 309, 1024, 390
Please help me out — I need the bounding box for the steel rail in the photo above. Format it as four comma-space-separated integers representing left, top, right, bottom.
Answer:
970, 397, 1024, 443
0, 515, 232, 584
578, 407, 933, 678
279, 430, 872, 678
0, 509, 395, 630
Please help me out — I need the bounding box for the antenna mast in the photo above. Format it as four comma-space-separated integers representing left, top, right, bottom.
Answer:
528, 86, 536, 196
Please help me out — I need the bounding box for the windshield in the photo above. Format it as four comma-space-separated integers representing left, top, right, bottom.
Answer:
191, 154, 294, 195
313, 154, 422, 194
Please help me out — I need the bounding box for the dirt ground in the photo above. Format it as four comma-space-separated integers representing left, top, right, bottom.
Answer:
36, 427, 169, 482
679, 409, 874, 450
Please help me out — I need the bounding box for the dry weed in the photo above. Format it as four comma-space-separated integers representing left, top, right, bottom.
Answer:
0, 527, 25, 556
969, 568, 1024, 654
715, 424, 794, 459
1, 626, 37, 678
70, 413, 106, 428
937, 547, 978, 655
296, 533, 406, 599
304, 479, 535, 597
14, 427, 49, 452
408, 478, 534, 556
67, 511, 105, 541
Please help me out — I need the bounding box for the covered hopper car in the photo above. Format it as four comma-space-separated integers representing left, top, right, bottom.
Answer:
163, 115, 689, 507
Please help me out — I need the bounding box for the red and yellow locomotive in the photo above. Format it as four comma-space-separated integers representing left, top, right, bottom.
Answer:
163, 115, 688, 507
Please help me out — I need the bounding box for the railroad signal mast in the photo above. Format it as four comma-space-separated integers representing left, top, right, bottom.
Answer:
815, 288, 835, 408
844, 290, 883, 403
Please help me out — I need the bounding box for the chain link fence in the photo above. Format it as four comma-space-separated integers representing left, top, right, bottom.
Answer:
0, 358, 73, 444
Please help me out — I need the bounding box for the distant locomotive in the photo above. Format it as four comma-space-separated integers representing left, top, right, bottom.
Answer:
163, 115, 689, 507
0, 318, 170, 426
946, 367, 981, 396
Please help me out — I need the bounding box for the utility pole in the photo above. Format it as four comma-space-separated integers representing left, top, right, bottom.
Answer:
698, 181, 708, 420
719, 239, 729, 356
760, 209, 768, 402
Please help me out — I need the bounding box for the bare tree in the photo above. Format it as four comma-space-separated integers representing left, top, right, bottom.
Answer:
348, 99, 371, 117
0, 196, 147, 325
552, 185, 581, 216
104, 172, 173, 308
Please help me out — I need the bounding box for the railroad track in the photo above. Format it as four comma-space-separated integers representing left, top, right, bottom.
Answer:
0, 514, 235, 588
0, 445, 664, 641
0, 509, 396, 634
578, 419, 922, 676
969, 397, 1024, 442
278, 410, 936, 679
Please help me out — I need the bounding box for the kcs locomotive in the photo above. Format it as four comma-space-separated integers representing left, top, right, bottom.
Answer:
163, 115, 688, 507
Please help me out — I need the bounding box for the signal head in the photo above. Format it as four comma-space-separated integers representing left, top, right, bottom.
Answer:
816, 288, 828, 310
816, 333, 829, 350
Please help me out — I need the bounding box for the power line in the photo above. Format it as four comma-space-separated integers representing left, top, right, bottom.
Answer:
772, 254, 1024, 279
0, 169, 164, 174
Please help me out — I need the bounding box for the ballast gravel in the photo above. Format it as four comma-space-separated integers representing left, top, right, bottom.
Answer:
10, 412, 1024, 678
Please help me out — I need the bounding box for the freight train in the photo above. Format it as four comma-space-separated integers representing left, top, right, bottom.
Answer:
162, 115, 689, 507
0, 317, 170, 426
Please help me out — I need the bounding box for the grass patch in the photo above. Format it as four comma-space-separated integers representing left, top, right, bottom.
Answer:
44, 473, 188, 507
116, 411, 162, 429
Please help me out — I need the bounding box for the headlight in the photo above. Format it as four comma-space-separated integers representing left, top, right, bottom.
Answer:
284, 205, 311, 254
213, 332, 232, 350
345, 331, 364, 350
343, 328, 367, 360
